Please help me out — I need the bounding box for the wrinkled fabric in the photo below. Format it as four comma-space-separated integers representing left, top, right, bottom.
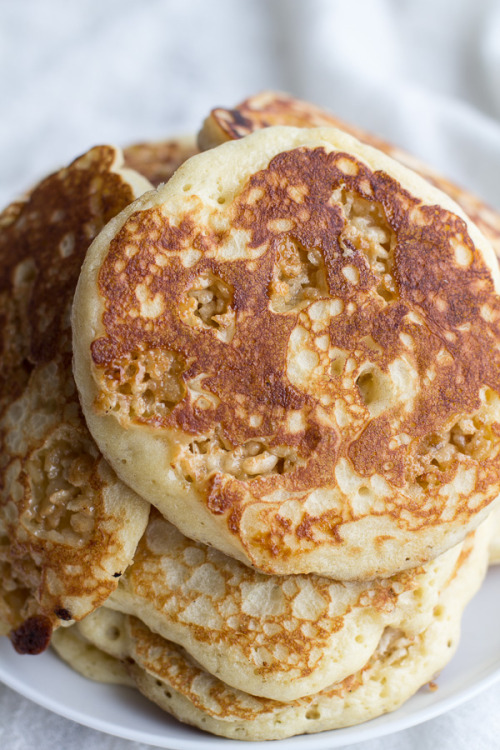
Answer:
1, 1, 500, 748
1, 677, 500, 750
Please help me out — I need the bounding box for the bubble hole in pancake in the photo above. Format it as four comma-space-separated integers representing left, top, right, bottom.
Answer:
0, 146, 152, 653
72, 126, 500, 581
55, 519, 492, 741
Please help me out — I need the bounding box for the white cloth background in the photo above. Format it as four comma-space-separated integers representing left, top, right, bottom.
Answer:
1, 0, 500, 748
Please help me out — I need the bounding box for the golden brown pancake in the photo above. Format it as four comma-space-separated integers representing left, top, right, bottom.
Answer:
73, 126, 500, 580
51, 621, 133, 686
0, 146, 151, 653
55, 519, 492, 740
488, 506, 500, 563
104, 508, 468, 701
197, 90, 356, 150
199, 93, 500, 567
199, 91, 500, 263
123, 136, 198, 188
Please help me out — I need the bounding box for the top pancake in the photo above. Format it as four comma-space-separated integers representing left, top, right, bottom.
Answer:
73, 126, 500, 580
0, 146, 151, 652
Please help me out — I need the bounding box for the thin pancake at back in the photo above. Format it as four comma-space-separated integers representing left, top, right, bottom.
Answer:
123, 136, 198, 188
0, 146, 151, 653
199, 91, 500, 263
73, 126, 500, 580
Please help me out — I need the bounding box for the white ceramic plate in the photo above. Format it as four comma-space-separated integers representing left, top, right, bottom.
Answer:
1, 565, 500, 749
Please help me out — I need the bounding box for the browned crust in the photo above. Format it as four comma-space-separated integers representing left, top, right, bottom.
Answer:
90, 142, 500, 564
124, 138, 198, 188
0, 146, 150, 648
10, 614, 53, 655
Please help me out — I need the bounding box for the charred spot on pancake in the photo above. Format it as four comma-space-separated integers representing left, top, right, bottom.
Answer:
55, 607, 72, 621
10, 614, 53, 654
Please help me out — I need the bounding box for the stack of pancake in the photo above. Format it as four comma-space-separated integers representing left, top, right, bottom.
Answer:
1, 93, 500, 741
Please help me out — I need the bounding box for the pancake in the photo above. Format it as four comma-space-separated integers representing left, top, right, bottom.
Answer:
123, 136, 198, 188
0, 146, 152, 653
73, 125, 500, 581
75, 604, 131, 660
200, 95, 500, 560
56, 519, 492, 741
105, 508, 467, 701
488, 507, 500, 564
200, 92, 500, 566
199, 91, 500, 264
51, 622, 133, 686
198, 90, 359, 150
